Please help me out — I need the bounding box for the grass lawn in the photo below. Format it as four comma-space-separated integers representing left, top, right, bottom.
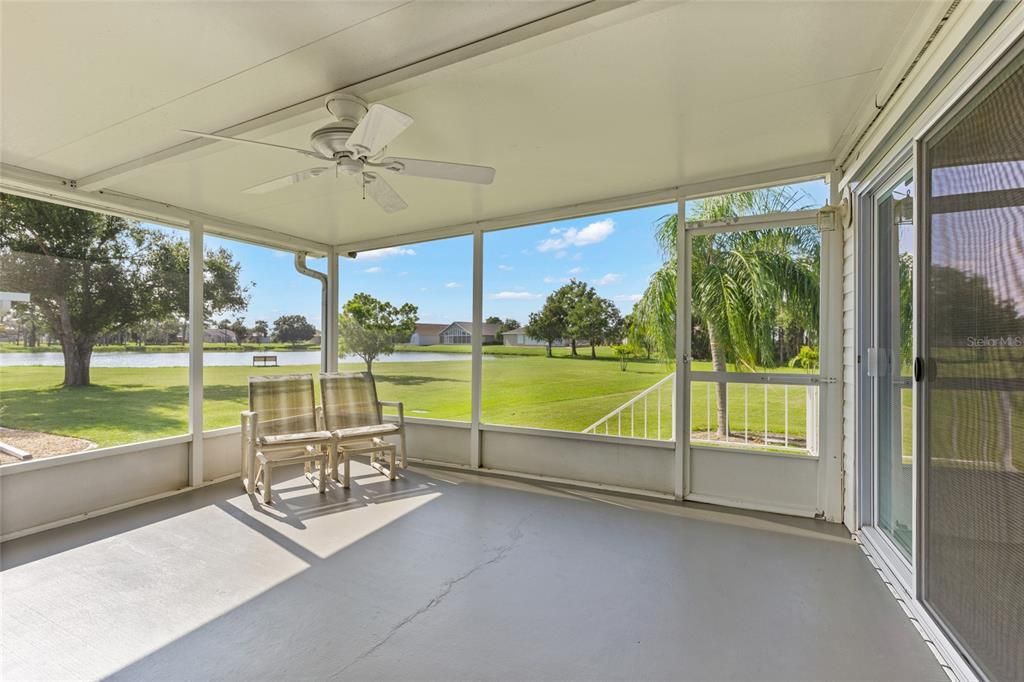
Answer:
1, 352, 817, 452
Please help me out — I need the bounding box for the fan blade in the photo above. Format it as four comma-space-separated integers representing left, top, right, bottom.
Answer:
345, 104, 413, 158
243, 167, 330, 194
363, 172, 407, 213
377, 157, 495, 185
181, 130, 327, 160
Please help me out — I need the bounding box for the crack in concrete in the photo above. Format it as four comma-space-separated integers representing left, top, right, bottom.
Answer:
332, 514, 531, 678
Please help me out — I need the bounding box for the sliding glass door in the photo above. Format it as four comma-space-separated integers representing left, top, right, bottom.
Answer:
919, 46, 1024, 682
873, 172, 915, 562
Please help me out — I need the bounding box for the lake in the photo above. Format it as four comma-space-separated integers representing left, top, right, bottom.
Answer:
0, 350, 479, 368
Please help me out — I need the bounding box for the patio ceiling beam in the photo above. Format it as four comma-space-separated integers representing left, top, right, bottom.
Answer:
73, 1, 637, 193
336, 159, 836, 255
0, 163, 331, 255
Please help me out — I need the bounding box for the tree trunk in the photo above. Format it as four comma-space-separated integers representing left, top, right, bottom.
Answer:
62, 339, 94, 386
571, 339, 578, 357
546, 342, 552, 358
591, 343, 597, 359
47, 295, 95, 387
707, 323, 728, 438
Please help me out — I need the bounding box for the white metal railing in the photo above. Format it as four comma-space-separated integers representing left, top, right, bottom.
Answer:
689, 382, 818, 455
582, 372, 820, 453
582, 374, 675, 439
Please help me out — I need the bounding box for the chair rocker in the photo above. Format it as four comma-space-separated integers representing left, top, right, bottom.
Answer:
240, 373, 333, 504
319, 371, 407, 485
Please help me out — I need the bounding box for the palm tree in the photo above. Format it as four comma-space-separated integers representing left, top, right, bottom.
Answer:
633, 188, 819, 438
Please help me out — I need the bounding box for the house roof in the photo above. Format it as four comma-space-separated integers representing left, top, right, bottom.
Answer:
506, 327, 529, 335
413, 323, 448, 335
444, 322, 501, 336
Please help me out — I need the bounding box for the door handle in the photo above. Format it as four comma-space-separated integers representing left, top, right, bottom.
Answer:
914, 357, 924, 382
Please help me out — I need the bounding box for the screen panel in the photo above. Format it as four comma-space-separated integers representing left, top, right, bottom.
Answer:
922, 48, 1024, 682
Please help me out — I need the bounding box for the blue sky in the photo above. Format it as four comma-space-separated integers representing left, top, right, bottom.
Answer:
341, 203, 675, 326
157, 178, 828, 330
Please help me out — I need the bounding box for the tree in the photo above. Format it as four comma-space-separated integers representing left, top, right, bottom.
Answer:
228, 318, 249, 345
612, 344, 632, 371
338, 293, 418, 372
273, 315, 316, 345
550, 279, 594, 356
632, 187, 819, 437
487, 316, 520, 341
568, 294, 622, 358
525, 306, 564, 357
624, 313, 654, 360
252, 320, 269, 342
1, 194, 249, 386
6, 303, 47, 347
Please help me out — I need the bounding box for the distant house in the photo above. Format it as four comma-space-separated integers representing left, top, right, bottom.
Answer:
203, 328, 237, 343
502, 326, 570, 347
439, 321, 500, 345
408, 323, 448, 346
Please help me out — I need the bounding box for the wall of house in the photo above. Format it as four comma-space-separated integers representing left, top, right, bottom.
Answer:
837, 0, 1023, 533
410, 333, 440, 345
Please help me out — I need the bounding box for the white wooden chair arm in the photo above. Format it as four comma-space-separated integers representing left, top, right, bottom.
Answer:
379, 400, 405, 426
239, 411, 258, 493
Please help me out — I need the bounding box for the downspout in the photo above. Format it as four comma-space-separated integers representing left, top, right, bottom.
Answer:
294, 253, 328, 373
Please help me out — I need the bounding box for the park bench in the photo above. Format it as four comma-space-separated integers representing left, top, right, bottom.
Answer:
252, 354, 278, 367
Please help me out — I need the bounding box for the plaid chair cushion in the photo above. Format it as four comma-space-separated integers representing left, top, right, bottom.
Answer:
248, 374, 319, 436
320, 372, 383, 431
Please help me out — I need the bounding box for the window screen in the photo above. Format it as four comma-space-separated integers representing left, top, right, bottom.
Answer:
922, 47, 1024, 682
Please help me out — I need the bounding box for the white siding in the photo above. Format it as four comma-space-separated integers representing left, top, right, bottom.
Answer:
842, 209, 857, 532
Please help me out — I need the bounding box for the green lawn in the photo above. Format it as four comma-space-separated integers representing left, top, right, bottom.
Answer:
5, 346, 1018, 467
1, 352, 817, 452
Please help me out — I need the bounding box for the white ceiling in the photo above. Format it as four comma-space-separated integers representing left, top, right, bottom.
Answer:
2, 1, 929, 249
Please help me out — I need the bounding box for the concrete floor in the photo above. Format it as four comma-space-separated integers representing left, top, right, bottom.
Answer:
1, 462, 943, 681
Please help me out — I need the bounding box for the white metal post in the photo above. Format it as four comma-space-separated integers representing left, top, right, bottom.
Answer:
674, 195, 690, 499
816, 169, 845, 521
326, 246, 340, 373
470, 230, 483, 468
188, 220, 204, 487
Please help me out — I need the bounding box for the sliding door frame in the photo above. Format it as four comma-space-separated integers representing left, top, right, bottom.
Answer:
858, 153, 917, 592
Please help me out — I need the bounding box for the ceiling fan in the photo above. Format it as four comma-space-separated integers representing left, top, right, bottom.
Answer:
181, 94, 495, 213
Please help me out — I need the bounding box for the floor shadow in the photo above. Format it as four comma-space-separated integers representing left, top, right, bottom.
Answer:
0, 461, 439, 571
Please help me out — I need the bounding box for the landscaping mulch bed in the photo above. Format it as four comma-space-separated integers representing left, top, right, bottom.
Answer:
0, 427, 95, 464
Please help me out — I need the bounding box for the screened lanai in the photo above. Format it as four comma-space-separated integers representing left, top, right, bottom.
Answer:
2, 1, 1023, 680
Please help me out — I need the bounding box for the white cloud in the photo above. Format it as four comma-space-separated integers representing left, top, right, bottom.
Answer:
594, 272, 621, 286
359, 246, 416, 260
614, 293, 643, 303
490, 291, 542, 300
567, 266, 583, 275
498, 264, 514, 271
536, 219, 614, 253
445, 281, 462, 289
363, 266, 382, 273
